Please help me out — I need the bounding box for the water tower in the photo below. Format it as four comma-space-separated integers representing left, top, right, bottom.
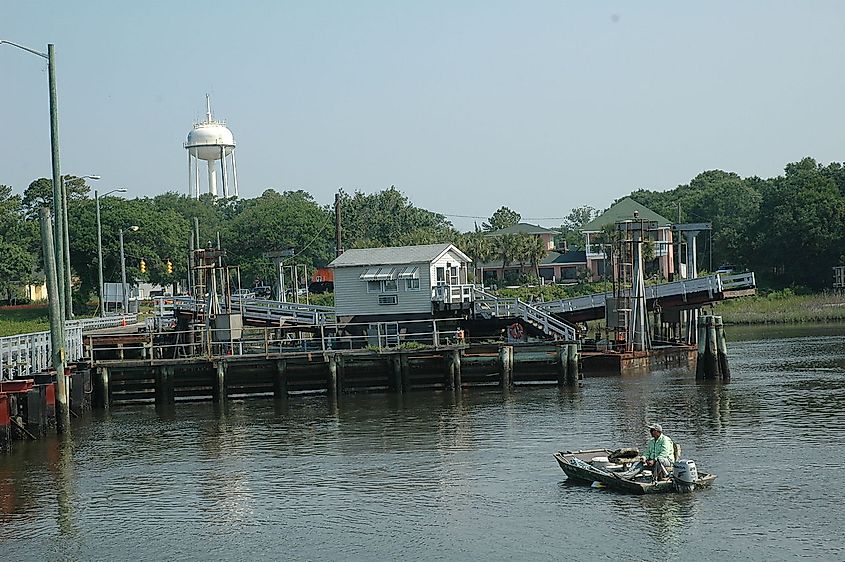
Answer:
185, 95, 238, 198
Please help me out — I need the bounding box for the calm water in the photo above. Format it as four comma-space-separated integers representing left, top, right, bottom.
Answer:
2, 325, 844, 560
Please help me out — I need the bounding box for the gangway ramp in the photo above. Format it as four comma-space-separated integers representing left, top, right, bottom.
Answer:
472, 288, 577, 341
173, 296, 335, 327
538, 272, 757, 323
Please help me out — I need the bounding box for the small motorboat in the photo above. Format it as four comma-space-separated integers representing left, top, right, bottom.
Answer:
554, 447, 717, 494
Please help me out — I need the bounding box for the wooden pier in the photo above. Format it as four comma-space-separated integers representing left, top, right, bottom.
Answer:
90, 342, 582, 406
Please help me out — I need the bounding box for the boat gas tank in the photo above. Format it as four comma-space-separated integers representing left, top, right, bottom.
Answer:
673, 459, 698, 493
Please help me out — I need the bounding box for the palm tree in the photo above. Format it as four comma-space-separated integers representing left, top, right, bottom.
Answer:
526, 235, 549, 278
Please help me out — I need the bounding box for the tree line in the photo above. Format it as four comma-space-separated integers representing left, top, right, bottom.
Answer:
0, 156, 842, 308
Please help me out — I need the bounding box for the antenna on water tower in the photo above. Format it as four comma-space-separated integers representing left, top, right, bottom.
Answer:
184, 95, 239, 199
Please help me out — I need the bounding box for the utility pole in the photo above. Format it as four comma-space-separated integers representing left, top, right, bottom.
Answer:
334, 192, 343, 257
40, 208, 69, 431
47, 44, 68, 320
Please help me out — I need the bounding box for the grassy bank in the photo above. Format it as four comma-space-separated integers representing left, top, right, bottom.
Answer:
0, 305, 50, 337
714, 290, 845, 324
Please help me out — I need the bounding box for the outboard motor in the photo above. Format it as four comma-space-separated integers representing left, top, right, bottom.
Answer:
672, 459, 698, 493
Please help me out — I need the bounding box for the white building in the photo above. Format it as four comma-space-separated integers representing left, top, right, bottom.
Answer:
328, 243, 473, 323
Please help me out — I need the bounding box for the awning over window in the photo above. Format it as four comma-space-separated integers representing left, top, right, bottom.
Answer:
397, 266, 419, 280
360, 267, 396, 281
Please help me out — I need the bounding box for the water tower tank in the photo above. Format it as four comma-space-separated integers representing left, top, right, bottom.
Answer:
184, 95, 238, 198
186, 122, 235, 161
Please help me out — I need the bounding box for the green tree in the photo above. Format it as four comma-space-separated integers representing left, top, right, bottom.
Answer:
227, 189, 334, 282
459, 231, 497, 282
558, 205, 596, 249
524, 234, 549, 278
339, 186, 453, 249
483, 206, 521, 232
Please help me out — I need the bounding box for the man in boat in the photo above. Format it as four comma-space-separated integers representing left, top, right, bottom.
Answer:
643, 423, 675, 480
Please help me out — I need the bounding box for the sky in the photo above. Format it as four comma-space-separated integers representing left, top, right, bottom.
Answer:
2, 1, 844, 232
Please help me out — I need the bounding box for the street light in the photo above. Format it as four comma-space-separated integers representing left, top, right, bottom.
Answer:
95, 188, 127, 317
2, 39, 69, 431
62, 174, 101, 318
0, 39, 66, 319
119, 226, 140, 315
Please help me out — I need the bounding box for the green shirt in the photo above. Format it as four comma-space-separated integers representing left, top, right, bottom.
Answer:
644, 433, 675, 461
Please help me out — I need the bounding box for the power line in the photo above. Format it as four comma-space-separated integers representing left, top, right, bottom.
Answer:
435, 212, 568, 222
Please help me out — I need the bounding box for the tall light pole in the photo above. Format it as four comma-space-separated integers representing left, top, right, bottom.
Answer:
120, 226, 140, 314
63, 174, 100, 318
2, 39, 67, 413
96, 188, 127, 317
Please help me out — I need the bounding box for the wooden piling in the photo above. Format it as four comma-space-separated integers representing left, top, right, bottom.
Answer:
499, 345, 513, 388
336, 354, 345, 395
26, 388, 47, 437
453, 349, 462, 390
444, 350, 455, 389
556, 345, 569, 386
96, 366, 111, 410
391, 355, 402, 393
273, 360, 288, 398
213, 362, 227, 402
400, 353, 411, 393
567, 343, 580, 383
696, 315, 722, 379
0, 395, 10, 454
155, 366, 175, 405
452, 349, 461, 390
327, 354, 338, 397
715, 316, 731, 382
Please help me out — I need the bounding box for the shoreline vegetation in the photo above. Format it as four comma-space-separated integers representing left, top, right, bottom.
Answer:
714, 290, 845, 324
2, 290, 844, 337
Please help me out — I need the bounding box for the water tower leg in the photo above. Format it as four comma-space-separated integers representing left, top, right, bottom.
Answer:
232, 149, 239, 197
187, 151, 192, 197
220, 145, 228, 198
208, 160, 217, 197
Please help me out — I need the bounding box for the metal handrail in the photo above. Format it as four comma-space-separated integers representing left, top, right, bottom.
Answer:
89, 318, 485, 364
0, 322, 84, 380
538, 273, 756, 315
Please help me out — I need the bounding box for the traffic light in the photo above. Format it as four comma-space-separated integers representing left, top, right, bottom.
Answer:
166, 260, 173, 274
140, 259, 147, 274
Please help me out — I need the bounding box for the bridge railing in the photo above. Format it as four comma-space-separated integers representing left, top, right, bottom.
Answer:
0, 322, 84, 380
70, 315, 138, 333
539, 273, 756, 315
718, 272, 756, 290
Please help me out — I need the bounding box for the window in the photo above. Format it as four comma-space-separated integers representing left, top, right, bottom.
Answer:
449, 266, 459, 285
405, 278, 420, 291
436, 267, 446, 285
368, 279, 398, 293
378, 294, 398, 305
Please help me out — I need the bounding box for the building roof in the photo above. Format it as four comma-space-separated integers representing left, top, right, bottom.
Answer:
476, 250, 586, 269
540, 250, 587, 265
582, 197, 672, 231
486, 222, 559, 236
328, 243, 471, 268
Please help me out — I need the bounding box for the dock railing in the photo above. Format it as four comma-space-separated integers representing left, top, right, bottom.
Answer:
172, 295, 335, 326
89, 317, 520, 364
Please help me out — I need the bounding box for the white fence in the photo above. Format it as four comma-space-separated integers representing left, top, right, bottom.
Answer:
0, 315, 137, 380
